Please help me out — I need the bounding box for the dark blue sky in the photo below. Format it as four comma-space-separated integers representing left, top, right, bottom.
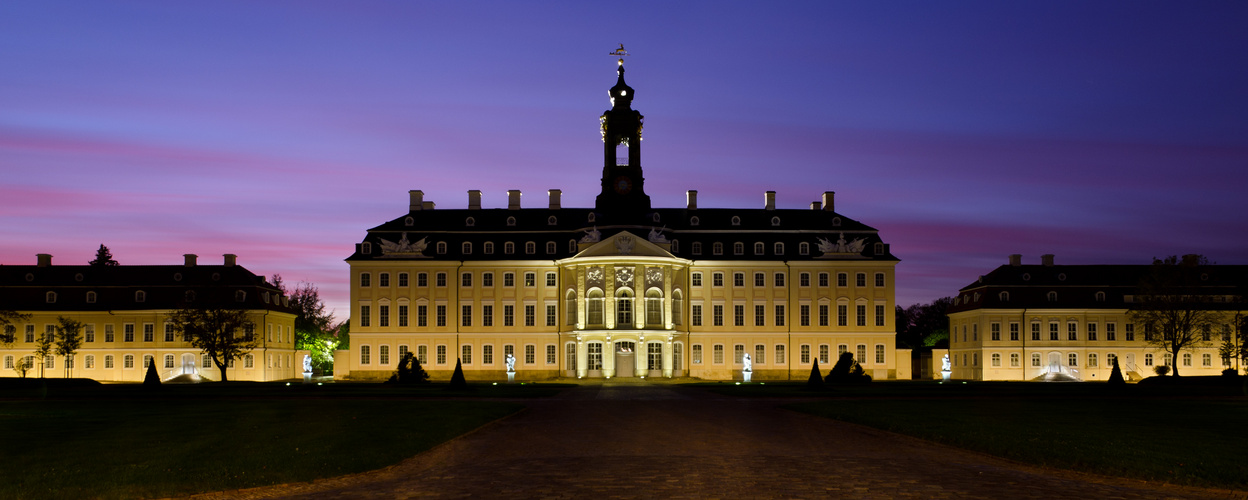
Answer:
3, 1, 1246, 318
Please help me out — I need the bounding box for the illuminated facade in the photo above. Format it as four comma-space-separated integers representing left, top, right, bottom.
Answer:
340, 61, 900, 381
0, 253, 300, 382
947, 254, 1246, 381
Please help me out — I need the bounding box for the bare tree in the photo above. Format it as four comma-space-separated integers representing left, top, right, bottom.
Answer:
167, 307, 257, 382
1128, 255, 1220, 376
54, 316, 85, 378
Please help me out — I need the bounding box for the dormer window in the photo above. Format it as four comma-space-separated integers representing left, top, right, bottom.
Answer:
46, 291, 56, 303
506, 216, 516, 226
754, 242, 764, 255
465, 217, 475, 227
691, 242, 702, 255
135, 290, 146, 303
362, 242, 372, 254
588, 213, 596, 223
568, 240, 577, 253
731, 216, 741, 226
799, 242, 809, 255
86, 291, 97, 303
546, 241, 556, 254
462, 242, 472, 254
484, 242, 494, 254
1095, 291, 1106, 302
670, 240, 679, 253
874, 243, 884, 255
235, 290, 247, 302
733, 242, 745, 255
504, 242, 515, 254
74, 273, 84, 282
1047, 291, 1057, 302
999, 291, 1009, 302
713, 242, 723, 255
774, 242, 784, 255
525, 242, 536, 254
437, 242, 447, 254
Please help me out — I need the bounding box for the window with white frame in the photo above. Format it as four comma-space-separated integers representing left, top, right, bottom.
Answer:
713, 344, 724, 364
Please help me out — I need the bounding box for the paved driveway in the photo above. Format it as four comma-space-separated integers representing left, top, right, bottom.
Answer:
210, 383, 1234, 499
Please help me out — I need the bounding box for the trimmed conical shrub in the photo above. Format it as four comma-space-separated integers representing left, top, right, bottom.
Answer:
806, 359, 825, 390
143, 360, 161, 387
448, 358, 467, 390
1108, 357, 1125, 386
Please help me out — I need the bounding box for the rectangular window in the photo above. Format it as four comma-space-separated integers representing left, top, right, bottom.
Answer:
819, 305, 829, 327
360, 345, 371, 365
143, 324, 154, 342
461, 272, 472, 287
1031, 322, 1041, 341
418, 272, 428, 287
818, 345, 829, 364
546, 272, 557, 287
1009, 323, 1019, 341
360, 273, 371, 287
713, 272, 724, 287
800, 344, 810, 364
380, 345, 390, 365
800, 273, 810, 287
482, 305, 493, 327
754, 273, 765, 287
692, 273, 702, 287
546, 304, 557, 326
436, 272, 447, 287
398, 273, 408, 287
436, 305, 447, 327
546, 344, 556, 364
525, 345, 535, 364
733, 273, 744, 287
733, 344, 745, 364
837, 273, 847, 287
774, 273, 785, 287
1049, 323, 1059, 341
733, 305, 745, 326
775, 305, 785, 326
379, 305, 390, 327
462, 305, 472, 327
855, 305, 866, 327
164, 324, 174, 342
753, 305, 765, 327
522, 272, 535, 287
462, 345, 472, 364
483, 345, 494, 364
436, 345, 446, 364
379, 273, 390, 287
754, 344, 765, 364
875, 273, 885, 287
503, 305, 514, 327
991, 323, 1001, 341
399, 305, 409, 327
818, 273, 829, 287
360, 306, 371, 327
418, 345, 428, 364
1087, 323, 1097, 341
524, 305, 535, 327
692, 305, 703, 326
775, 345, 785, 364
483, 272, 494, 287
1068, 322, 1077, 341
856, 344, 867, 363
1125, 324, 1134, 341
692, 344, 703, 364
399, 345, 409, 360
800, 305, 810, 326
875, 344, 885, 364
712, 305, 724, 326
837, 305, 847, 326
102, 324, 114, 343
1107, 323, 1116, 341
875, 304, 885, 327
713, 344, 724, 364
83, 324, 95, 343
124, 324, 135, 342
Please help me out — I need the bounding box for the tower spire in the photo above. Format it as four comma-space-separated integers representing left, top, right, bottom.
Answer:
596, 46, 649, 212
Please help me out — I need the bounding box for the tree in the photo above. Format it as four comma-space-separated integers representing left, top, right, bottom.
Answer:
167, 307, 258, 382
54, 316, 84, 378
1128, 255, 1220, 377
12, 357, 31, 378
388, 352, 430, 384
1108, 357, 1125, 386
805, 359, 824, 390
275, 277, 338, 373
88, 244, 119, 267
0, 310, 32, 349
825, 352, 871, 384
896, 297, 953, 349
32, 326, 54, 378
144, 360, 162, 386
448, 359, 467, 390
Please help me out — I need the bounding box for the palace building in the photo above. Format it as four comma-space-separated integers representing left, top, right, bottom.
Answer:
946, 254, 1246, 381
0, 253, 300, 382
338, 60, 901, 381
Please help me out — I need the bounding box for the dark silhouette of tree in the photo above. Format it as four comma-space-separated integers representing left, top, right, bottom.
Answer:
273, 277, 338, 373
0, 310, 31, 349
166, 307, 258, 382
54, 316, 84, 378
1108, 357, 1125, 386
144, 358, 161, 386
1129, 255, 1220, 377
895, 297, 953, 349
826, 352, 872, 384
805, 359, 824, 390
448, 358, 467, 390
88, 244, 119, 267
388, 352, 430, 384
32, 326, 54, 378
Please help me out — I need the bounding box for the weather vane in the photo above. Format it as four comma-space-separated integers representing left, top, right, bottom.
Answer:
610, 43, 629, 64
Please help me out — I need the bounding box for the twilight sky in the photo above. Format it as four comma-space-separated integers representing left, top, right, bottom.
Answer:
3, 1, 1247, 321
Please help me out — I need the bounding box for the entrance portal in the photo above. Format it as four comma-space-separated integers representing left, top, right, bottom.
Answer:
615, 341, 635, 378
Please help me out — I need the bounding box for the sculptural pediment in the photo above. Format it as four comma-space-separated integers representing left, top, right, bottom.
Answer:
815, 232, 868, 259
378, 233, 430, 258
573, 230, 675, 258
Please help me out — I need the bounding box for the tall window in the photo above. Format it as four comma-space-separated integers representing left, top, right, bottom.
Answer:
566, 291, 578, 325
875, 344, 885, 364
1009, 323, 1019, 341
692, 344, 703, 364
754, 273, 764, 287
436, 272, 447, 287
379, 345, 390, 365
587, 343, 603, 370
360, 345, 371, 365
818, 345, 829, 364
774, 273, 785, 287
672, 291, 683, 325
734, 344, 745, 364
775, 305, 785, 326
1049, 323, 1059, 341
733, 272, 744, 287
398, 273, 408, 287
755, 305, 765, 326
360, 305, 371, 327
483, 345, 494, 364
799, 305, 810, 326
837, 305, 847, 326
800, 344, 810, 364
874, 273, 885, 287
875, 304, 885, 327
436, 305, 447, 327
1087, 323, 1097, 341
713, 272, 724, 287
819, 305, 829, 326
755, 344, 766, 365
526, 305, 536, 327
1031, 322, 1040, 341
712, 305, 724, 326
379, 273, 390, 287
379, 305, 390, 327
646, 289, 663, 325
616, 290, 633, 325
436, 345, 446, 364
991, 323, 1001, 341
775, 345, 785, 364
399, 305, 409, 327
1068, 322, 1078, 341
648, 343, 662, 370
461, 272, 472, 287
462, 305, 472, 326
713, 344, 724, 364
734, 305, 745, 327
855, 305, 866, 326
837, 273, 847, 287
526, 345, 536, 364
360, 273, 371, 287
482, 305, 493, 327
462, 345, 472, 364
588, 289, 605, 325
691, 304, 702, 327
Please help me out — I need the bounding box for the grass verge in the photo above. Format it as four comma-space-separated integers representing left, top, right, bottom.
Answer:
0, 396, 522, 499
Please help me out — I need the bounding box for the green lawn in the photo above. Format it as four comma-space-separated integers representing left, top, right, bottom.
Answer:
786, 386, 1248, 489
0, 383, 526, 499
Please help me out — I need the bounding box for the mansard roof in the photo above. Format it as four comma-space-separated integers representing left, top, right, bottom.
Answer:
0, 264, 292, 313
948, 264, 1248, 313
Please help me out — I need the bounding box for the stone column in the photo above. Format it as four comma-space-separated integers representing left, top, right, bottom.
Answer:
636, 336, 648, 376
605, 265, 615, 330
603, 338, 615, 378
635, 264, 645, 329
663, 265, 673, 329
663, 338, 673, 378
576, 267, 586, 329
576, 338, 587, 378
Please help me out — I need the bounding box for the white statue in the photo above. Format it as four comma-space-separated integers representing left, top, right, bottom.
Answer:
378, 233, 428, 255
302, 355, 313, 374
743, 353, 752, 372
647, 226, 668, 243
581, 226, 601, 243
505, 353, 516, 373
816, 233, 867, 255
942, 354, 951, 372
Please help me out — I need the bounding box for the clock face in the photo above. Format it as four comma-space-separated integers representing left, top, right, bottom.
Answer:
614, 176, 632, 194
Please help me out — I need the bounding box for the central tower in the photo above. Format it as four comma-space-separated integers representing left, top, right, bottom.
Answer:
596, 57, 650, 212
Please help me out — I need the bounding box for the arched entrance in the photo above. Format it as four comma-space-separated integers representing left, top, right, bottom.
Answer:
181, 353, 197, 375
615, 341, 636, 378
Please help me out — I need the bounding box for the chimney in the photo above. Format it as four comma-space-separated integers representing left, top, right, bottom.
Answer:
468, 190, 482, 210
36, 254, 52, 267
184, 254, 198, 267
764, 191, 776, 210
408, 190, 424, 211
548, 189, 561, 210
507, 190, 521, 210
822, 191, 835, 212
422, 201, 435, 210
224, 254, 237, 267
686, 190, 698, 210
1009, 254, 1021, 266
810, 201, 822, 210
1041, 254, 1054, 266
